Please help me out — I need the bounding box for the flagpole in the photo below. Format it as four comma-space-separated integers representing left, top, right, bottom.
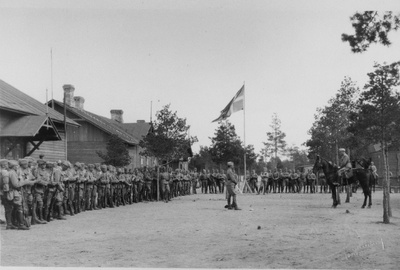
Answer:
243, 82, 246, 190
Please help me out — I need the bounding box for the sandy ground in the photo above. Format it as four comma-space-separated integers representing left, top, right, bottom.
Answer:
1, 188, 399, 269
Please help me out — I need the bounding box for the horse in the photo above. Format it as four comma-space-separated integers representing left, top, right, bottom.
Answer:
313, 155, 372, 208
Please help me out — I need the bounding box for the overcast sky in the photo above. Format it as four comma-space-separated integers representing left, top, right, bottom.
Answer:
1, 0, 400, 155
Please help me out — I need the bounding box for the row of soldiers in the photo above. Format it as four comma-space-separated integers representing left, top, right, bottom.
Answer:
246, 168, 323, 194
0, 157, 203, 230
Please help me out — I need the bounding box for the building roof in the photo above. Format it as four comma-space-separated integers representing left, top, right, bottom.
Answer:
50, 99, 139, 145
0, 115, 61, 141
0, 79, 79, 127
121, 121, 152, 142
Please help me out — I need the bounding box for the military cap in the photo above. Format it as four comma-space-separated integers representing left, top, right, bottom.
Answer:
74, 162, 81, 168
37, 159, 46, 165
95, 163, 100, 166
24, 156, 35, 161
61, 160, 70, 168
0, 159, 8, 166
8, 160, 19, 167
339, 148, 346, 152
46, 161, 55, 168
18, 159, 28, 165
100, 165, 107, 170
88, 164, 94, 168
227, 161, 234, 167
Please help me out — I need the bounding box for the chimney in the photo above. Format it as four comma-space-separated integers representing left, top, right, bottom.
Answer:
110, 110, 124, 123
63, 84, 75, 107
74, 96, 85, 110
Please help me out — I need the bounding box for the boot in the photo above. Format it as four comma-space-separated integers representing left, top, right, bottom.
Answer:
63, 202, 69, 215
225, 197, 232, 209
6, 207, 18, 230
17, 212, 29, 230
37, 208, 47, 224
232, 198, 241, 210
57, 205, 66, 220
32, 205, 46, 225
68, 203, 75, 216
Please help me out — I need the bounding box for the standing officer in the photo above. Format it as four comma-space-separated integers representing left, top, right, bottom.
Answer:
225, 162, 241, 210
191, 168, 199, 195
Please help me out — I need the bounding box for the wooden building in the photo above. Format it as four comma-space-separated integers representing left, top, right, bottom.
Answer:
49, 85, 153, 168
368, 144, 400, 187
0, 80, 79, 160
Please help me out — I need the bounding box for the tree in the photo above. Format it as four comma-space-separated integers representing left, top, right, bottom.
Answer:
209, 120, 243, 168
240, 144, 258, 173
97, 134, 131, 167
286, 145, 309, 171
348, 61, 400, 224
139, 104, 196, 165
306, 77, 360, 163
342, 11, 400, 53
262, 113, 287, 159
189, 146, 217, 171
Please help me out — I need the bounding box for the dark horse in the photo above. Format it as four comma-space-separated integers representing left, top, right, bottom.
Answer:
313, 155, 372, 208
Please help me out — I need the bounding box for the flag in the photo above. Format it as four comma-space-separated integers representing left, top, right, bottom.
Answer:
212, 85, 244, 122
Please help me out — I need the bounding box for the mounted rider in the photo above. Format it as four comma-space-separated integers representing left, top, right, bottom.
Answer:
335, 148, 352, 185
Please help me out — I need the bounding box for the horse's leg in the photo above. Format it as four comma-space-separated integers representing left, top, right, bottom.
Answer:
345, 185, 350, 203
331, 185, 337, 208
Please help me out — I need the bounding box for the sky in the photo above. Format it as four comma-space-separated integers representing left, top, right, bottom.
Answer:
1, 0, 400, 156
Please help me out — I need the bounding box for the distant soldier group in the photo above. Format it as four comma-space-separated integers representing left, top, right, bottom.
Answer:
0, 157, 201, 230
253, 168, 320, 194
198, 169, 226, 194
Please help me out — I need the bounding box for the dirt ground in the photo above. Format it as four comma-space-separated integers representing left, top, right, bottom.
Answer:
1, 189, 399, 269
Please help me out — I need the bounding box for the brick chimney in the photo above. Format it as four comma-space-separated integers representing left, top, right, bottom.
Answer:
111, 110, 124, 123
63, 84, 75, 107
74, 96, 85, 110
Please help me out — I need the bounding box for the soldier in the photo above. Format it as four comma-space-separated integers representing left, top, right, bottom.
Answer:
108, 166, 117, 207
299, 170, 306, 193
220, 169, 226, 194
160, 167, 170, 203
307, 170, 317, 193
207, 169, 215, 194
62, 161, 77, 215
136, 168, 144, 202
260, 169, 269, 195
225, 161, 241, 210
52, 161, 66, 220
91, 163, 101, 210
249, 170, 258, 194
290, 170, 299, 193
200, 169, 208, 194
1, 159, 16, 230
8, 160, 38, 230
17, 158, 36, 224
191, 168, 199, 195
75, 162, 87, 213
142, 167, 152, 201
31, 159, 48, 224
271, 169, 278, 193
84, 164, 96, 210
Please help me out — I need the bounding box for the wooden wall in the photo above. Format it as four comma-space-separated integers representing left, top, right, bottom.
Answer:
67, 141, 107, 164
27, 132, 66, 162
